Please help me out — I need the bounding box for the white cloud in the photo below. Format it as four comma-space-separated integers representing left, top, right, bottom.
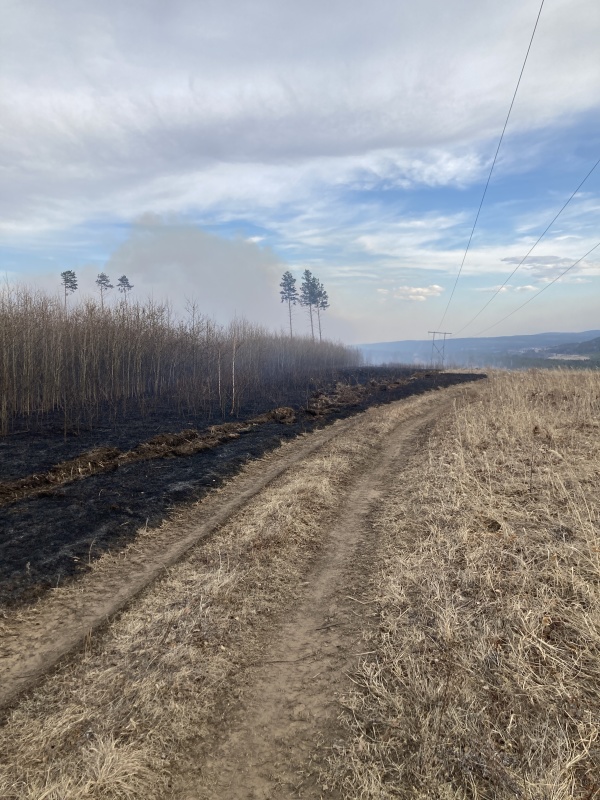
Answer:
1, 0, 599, 235
392, 285, 445, 302
355, 211, 470, 258
474, 284, 512, 293
501, 253, 600, 280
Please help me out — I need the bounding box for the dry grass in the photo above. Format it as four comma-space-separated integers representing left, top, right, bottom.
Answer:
0, 389, 442, 799
328, 369, 600, 799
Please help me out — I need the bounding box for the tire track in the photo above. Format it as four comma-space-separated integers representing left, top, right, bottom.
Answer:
174, 402, 445, 799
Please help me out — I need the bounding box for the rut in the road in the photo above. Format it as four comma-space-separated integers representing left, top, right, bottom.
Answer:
176, 409, 436, 799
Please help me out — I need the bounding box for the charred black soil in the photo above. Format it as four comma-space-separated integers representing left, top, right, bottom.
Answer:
0, 369, 483, 608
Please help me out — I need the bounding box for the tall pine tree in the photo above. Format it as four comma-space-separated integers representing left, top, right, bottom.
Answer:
117, 275, 134, 305
95, 272, 113, 310
299, 269, 319, 341
315, 280, 329, 342
279, 271, 298, 337
60, 270, 78, 309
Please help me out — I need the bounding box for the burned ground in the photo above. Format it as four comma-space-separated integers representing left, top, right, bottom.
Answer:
0, 369, 483, 608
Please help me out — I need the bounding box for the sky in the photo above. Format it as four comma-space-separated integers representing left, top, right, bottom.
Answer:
1, 0, 599, 344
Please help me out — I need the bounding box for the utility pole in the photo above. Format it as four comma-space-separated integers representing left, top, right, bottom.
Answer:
428, 331, 452, 369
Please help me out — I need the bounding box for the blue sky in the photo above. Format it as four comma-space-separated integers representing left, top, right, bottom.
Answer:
1, 0, 599, 343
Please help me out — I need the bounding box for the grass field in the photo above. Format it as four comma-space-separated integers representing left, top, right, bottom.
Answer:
329, 369, 600, 798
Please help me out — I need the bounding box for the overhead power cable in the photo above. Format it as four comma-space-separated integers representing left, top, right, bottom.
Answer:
453, 156, 600, 335
474, 240, 600, 335
438, 0, 546, 328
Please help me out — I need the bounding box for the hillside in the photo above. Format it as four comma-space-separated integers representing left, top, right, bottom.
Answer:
360, 329, 600, 367
543, 334, 600, 361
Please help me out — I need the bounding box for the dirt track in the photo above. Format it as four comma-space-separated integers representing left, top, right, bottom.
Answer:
177, 402, 437, 799
0, 384, 469, 798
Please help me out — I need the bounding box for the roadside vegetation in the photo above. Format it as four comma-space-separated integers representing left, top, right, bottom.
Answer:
329, 369, 600, 798
0, 284, 359, 435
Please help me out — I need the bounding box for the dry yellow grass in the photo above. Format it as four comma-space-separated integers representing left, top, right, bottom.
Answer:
328, 369, 600, 799
0, 389, 444, 799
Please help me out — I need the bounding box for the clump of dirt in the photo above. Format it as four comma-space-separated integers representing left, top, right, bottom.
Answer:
0, 447, 122, 505
141, 429, 200, 448
132, 424, 242, 461
251, 406, 297, 424
305, 375, 434, 416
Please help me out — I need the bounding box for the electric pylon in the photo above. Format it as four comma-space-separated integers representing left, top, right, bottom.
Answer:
428, 331, 452, 369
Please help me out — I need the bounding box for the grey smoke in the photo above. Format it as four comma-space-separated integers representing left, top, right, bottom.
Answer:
104, 216, 283, 326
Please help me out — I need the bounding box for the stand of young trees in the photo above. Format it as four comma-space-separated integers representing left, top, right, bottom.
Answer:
0, 285, 360, 434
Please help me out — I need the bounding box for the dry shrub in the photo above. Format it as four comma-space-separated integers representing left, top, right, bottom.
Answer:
0, 391, 441, 799
330, 370, 600, 799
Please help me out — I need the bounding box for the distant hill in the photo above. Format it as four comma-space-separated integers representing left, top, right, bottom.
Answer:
543, 336, 600, 357
359, 330, 600, 368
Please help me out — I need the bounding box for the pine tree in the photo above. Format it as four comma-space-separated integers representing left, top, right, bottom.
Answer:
315, 280, 329, 342
95, 272, 113, 310
117, 275, 134, 304
299, 269, 319, 341
279, 271, 298, 337
60, 270, 78, 309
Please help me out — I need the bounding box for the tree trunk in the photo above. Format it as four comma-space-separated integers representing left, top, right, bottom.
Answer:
231, 337, 237, 415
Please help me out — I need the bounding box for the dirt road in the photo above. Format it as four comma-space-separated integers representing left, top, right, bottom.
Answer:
173, 405, 440, 798
0, 386, 469, 799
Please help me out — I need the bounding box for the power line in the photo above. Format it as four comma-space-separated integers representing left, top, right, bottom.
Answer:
453, 156, 600, 335
438, 0, 546, 328
475, 240, 600, 335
